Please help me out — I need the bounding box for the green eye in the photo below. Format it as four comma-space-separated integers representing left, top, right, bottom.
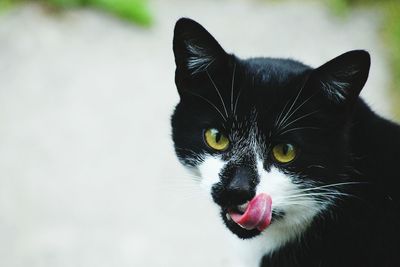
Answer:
204, 128, 229, 151
272, 143, 297, 163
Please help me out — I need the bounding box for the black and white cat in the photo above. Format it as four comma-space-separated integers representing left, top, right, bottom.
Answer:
171, 18, 400, 267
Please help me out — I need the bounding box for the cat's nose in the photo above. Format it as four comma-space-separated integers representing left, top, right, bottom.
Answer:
224, 168, 255, 204
211, 167, 258, 207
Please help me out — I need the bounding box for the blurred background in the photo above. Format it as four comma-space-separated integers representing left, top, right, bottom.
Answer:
0, 0, 399, 266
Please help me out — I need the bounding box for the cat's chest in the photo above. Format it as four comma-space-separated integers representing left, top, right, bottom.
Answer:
226, 221, 312, 267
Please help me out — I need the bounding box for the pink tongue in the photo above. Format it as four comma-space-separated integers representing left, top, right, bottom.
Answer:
229, 193, 272, 232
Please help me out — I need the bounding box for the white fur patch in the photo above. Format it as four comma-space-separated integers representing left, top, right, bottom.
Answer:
196, 155, 324, 265
221, 164, 324, 267
198, 155, 225, 195
254, 164, 321, 254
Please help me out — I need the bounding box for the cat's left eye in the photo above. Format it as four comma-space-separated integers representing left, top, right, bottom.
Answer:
204, 128, 229, 151
272, 143, 297, 164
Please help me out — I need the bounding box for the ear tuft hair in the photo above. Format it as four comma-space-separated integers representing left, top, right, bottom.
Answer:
173, 18, 227, 75
310, 50, 370, 105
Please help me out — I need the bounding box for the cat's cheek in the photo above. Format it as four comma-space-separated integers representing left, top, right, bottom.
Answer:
255, 162, 298, 205
198, 156, 226, 196
256, 162, 325, 231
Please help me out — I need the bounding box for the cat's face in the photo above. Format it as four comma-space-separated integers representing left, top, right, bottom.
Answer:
171, 18, 370, 241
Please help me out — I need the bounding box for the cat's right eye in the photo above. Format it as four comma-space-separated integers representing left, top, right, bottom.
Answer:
204, 128, 229, 151
272, 143, 297, 164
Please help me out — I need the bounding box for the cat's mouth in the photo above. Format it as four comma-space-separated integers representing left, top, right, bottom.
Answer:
221, 193, 273, 239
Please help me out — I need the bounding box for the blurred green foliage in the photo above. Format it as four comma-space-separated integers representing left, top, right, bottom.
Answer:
0, 0, 13, 13
327, 0, 349, 16
48, 0, 82, 8
92, 0, 152, 25
383, 1, 400, 117
328, 0, 400, 117
46, 0, 153, 26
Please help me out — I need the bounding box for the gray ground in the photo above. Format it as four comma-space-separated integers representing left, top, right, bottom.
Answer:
0, 1, 393, 266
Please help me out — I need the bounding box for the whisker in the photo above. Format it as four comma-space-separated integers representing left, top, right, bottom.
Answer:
279, 126, 321, 135
206, 70, 229, 118
233, 86, 243, 116
230, 63, 237, 113
273, 181, 368, 206
184, 91, 227, 121
277, 82, 305, 130
274, 198, 335, 207
274, 199, 330, 208
278, 93, 315, 130
275, 99, 291, 130
279, 192, 352, 200
274, 202, 317, 208
300, 181, 367, 191
307, 164, 326, 169
279, 110, 320, 132
164, 175, 202, 184
280, 182, 367, 197
275, 199, 327, 205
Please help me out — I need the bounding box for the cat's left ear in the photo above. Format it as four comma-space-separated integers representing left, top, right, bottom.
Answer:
307, 50, 370, 106
173, 18, 229, 76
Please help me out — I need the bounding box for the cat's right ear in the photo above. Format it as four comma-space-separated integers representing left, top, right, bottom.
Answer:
173, 18, 229, 81
307, 50, 371, 108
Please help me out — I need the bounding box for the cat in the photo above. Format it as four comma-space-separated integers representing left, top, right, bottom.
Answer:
171, 18, 400, 267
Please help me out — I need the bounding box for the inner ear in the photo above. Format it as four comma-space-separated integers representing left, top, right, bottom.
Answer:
173, 18, 228, 76
307, 50, 371, 105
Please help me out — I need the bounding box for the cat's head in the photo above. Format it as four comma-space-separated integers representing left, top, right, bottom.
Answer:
171, 18, 370, 241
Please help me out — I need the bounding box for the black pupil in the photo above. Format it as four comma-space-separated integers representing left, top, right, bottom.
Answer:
215, 131, 221, 143
282, 144, 289, 155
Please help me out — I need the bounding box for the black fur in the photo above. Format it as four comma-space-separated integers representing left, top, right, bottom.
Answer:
171, 18, 400, 266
